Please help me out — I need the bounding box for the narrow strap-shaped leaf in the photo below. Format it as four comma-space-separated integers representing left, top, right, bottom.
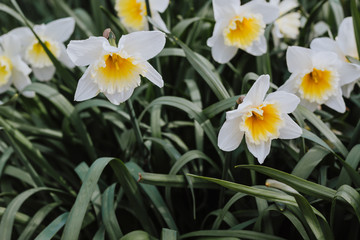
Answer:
179, 230, 286, 240
331, 185, 360, 224
161, 228, 178, 240
236, 165, 336, 201
337, 144, 360, 188
34, 212, 69, 240
102, 184, 123, 240
351, 0, 360, 58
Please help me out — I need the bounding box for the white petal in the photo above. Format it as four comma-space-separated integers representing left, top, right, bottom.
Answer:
34, 24, 46, 36
300, 99, 319, 112
265, 91, 300, 113
279, 0, 298, 13
44, 17, 75, 42
12, 70, 31, 91
118, 31, 166, 61
33, 66, 56, 81
67, 37, 107, 66
74, 67, 100, 101
143, 62, 164, 87
325, 92, 346, 113
245, 0, 279, 24
150, 0, 169, 12
12, 56, 32, 75
0, 78, 12, 94
58, 44, 75, 68
213, 0, 239, 22
151, 11, 169, 33
310, 37, 343, 57
104, 88, 134, 105
279, 114, 302, 139
342, 82, 356, 98
4, 27, 33, 52
245, 35, 267, 56
286, 46, 312, 73
242, 74, 270, 106
226, 101, 253, 120
218, 118, 244, 151
312, 51, 339, 68
246, 138, 271, 164
207, 21, 229, 47
338, 62, 360, 86
337, 17, 358, 58
0, 33, 22, 56
278, 73, 300, 94
210, 34, 238, 63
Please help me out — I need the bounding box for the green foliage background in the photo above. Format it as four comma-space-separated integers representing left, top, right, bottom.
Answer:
0, 0, 360, 239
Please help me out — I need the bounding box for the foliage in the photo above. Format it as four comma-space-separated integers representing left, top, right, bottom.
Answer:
0, 0, 359, 239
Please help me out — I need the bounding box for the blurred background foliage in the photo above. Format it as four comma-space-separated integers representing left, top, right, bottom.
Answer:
0, 0, 359, 239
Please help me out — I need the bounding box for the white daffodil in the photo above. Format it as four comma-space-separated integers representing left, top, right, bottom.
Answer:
12, 17, 75, 81
270, 0, 301, 40
0, 32, 34, 97
279, 46, 356, 113
218, 75, 302, 164
207, 0, 279, 63
310, 17, 360, 98
66, 31, 165, 105
115, 0, 169, 32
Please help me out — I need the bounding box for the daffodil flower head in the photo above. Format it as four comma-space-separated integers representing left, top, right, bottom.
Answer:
115, 0, 169, 32
66, 30, 166, 105
12, 17, 75, 81
279, 46, 356, 113
310, 17, 360, 98
270, 0, 301, 40
207, 0, 279, 63
218, 75, 302, 164
0, 32, 34, 97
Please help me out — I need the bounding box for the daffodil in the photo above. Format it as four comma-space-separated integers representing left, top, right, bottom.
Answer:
0, 32, 34, 97
310, 17, 360, 98
13, 17, 75, 81
279, 46, 355, 113
207, 0, 279, 63
115, 0, 169, 32
218, 75, 302, 164
270, 0, 301, 40
66, 30, 165, 105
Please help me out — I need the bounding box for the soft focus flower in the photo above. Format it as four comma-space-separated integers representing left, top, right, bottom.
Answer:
115, 0, 169, 32
66, 31, 165, 105
270, 0, 301, 40
13, 17, 75, 81
310, 17, 360, 98
207, 0, 279, 63
279, 46, 356, 113
0, 32, 34, 97
218, 75, 302, 164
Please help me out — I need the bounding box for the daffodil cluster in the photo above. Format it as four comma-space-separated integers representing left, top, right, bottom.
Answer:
0, 17, 75, 96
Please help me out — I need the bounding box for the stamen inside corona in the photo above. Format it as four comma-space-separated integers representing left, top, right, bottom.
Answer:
299, 68, 338, 103
115, 0, 147, 30
240, 103, 283, 144
92, 53, 145, 94
25, 39, 60, 68
223, 15, 265, 49
0, 56, 13, 87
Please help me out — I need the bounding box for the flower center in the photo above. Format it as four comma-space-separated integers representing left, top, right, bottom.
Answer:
92, 53, 145, 94
298, 68, 338, 103
0, 56, 13, 87
25, 39, 60, 68
240, 103, 283, 144
223, 14, 265, 49
115, 0, 147, 30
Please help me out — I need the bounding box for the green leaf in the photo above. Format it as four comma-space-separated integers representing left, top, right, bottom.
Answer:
292, 146, 330, 179
179, 230, 286, 240
102, 184, 123, 240
296, 105, 348, 156
162, 228, 178, 240
0, 187, 60, 240
236, 165, 336, 201
331, 185, 360, 224
173, 38, 230, 100
120, 230, 156, 240
0, 3, 26, 24
172, 17, 201, 37
351, 0, 360, 59
337, 144, 360, 187
34, 212, 69, 240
